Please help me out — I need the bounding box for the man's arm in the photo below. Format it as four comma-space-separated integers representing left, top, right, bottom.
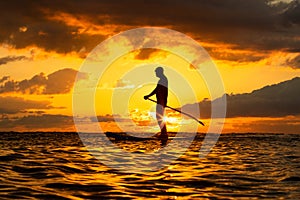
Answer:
144, 86, 157, 100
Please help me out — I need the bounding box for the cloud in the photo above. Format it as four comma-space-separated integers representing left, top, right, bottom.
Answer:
114, 79, 135, 89
0, 76, 9, 83
0, 68, 88, 94
0, 0, 299, 64
0, 96, 52, 114
134, 48, 168, 60
285, 54, 300, 68
0, 114, 74, 130
89, 114, 130, 123
90, 115, 115, 122
264, 51, 300, 68
44, 68, 88, 94
281, 0, 300, 25
0, 1, 106, 54
287, 48, 300, 53
182, 77, 300, 118
206, 47, 267, 63
98, 78, 135, 89
0, 55, 28, 65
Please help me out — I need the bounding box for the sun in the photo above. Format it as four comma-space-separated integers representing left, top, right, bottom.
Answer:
163, 116, 179, 124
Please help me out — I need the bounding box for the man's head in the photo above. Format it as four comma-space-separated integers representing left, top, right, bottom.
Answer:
155, 67, 164, 78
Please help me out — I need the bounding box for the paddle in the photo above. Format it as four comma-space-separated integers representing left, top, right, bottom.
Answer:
146, 98, 205, 126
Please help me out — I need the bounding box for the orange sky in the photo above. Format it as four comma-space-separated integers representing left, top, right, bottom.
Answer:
0, 0, 300, 133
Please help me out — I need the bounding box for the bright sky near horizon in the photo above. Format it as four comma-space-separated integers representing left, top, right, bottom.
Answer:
0, 0, 300, 133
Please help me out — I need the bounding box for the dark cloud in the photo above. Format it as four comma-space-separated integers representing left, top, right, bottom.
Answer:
285, 54, 300, 68
134, 49, 165, 60
0, 114, 74, 129
0, 76, 9, 83
281, 0, 300, 25
0, 1, 106, 54
0, 55, 28, 65
0, 68, 88, 94
287, 48, 300, 53
27, 110, 46, 114
0, 0, 300, 63
182, 77, 300, 118
91, 115, 114, 123
0, 96, 52, 114
44, 68, 87, 94
206, 47, 266, 63
90, 114, 126, 122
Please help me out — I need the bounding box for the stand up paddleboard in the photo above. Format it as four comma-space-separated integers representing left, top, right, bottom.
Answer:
105, 132, 192, 141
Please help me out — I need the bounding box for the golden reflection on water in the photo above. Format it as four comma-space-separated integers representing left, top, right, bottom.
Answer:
0, 132, 299, 199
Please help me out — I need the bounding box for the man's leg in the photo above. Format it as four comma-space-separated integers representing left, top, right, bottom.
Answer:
156, 104, 167, 137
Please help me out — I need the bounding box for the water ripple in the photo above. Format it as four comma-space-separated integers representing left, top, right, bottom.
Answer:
0, 132, 299, 199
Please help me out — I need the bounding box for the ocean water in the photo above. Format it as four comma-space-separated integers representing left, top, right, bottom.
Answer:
0, 132, 299, 199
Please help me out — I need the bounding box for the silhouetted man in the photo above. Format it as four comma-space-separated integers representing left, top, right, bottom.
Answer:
144, 67, 168, 139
